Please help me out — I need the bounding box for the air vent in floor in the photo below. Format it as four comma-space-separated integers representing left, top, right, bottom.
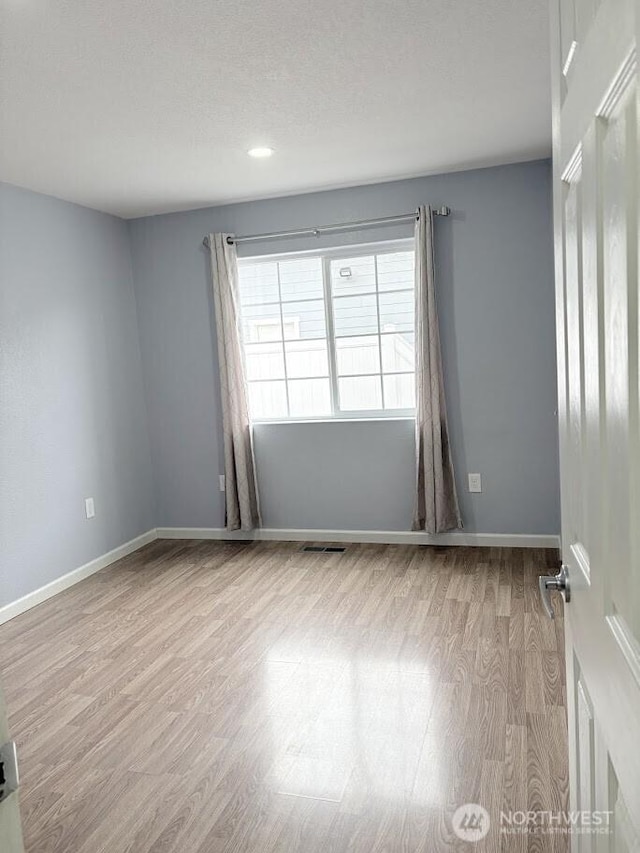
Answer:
302, 545, 346, 553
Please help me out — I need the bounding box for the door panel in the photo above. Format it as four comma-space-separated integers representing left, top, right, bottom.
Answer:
576, 677, 595, 852
565, 175, 586, 549
580, 123, 604, 582
551, 0, 640, 846
602, 83, 636, 631
561, 0, 577, 77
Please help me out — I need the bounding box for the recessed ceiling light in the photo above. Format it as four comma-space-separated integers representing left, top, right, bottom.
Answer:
247, 147, 274, 158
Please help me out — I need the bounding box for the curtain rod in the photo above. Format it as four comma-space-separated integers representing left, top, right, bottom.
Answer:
201, 207, 450, 248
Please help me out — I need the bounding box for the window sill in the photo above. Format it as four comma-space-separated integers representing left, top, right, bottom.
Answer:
251, 416, 416, 426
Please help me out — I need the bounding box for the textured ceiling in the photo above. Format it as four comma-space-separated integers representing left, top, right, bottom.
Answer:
0, 0, 551, 218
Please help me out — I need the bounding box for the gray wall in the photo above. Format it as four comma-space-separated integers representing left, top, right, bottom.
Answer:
0, 183, 155, 608
129, 159, 560, 535
253, 420, 416, 531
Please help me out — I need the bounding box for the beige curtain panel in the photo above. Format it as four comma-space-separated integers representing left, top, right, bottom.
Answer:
208, 234, 261, 531
412, 206, 462, 533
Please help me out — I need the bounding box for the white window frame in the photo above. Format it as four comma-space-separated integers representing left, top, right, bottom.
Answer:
238, 238, 416, 423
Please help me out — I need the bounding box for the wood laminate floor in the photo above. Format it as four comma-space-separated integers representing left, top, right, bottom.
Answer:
0, 541, 568, 852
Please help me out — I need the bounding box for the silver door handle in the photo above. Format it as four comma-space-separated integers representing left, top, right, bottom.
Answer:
538, 564, 570, 619
0, 741, 19, 803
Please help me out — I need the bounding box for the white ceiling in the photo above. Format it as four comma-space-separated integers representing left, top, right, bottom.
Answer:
0, 0, 551, 219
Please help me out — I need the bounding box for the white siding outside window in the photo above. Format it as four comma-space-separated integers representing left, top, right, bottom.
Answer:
237, 241, 415, 421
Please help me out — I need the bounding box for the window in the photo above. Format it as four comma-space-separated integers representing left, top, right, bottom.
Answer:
237, 241, 415, 420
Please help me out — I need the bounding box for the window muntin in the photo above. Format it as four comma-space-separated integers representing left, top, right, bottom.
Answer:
237, 242, 415, 420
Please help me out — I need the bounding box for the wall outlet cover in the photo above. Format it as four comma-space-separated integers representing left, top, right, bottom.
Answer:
85, 497, 96, 519
468, 473, 482, 493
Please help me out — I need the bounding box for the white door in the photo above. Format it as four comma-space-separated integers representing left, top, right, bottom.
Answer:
549, 0, 640, 848
0, 681, 24, 852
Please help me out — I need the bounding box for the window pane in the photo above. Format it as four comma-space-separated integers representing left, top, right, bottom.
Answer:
248, 381, 288, 418
241, 304, 282, 342
281, 300, 326, 340
238, 262, 279, 305
336, 336, 380, 375
333, 294, 378, 337
279, 258, 323, 301
381, 333, 415, 373
240, 247, 415, 421
330, 255, 375, 296
378, 290, 414, 333
383, 374, 415, 409
288, 378, 332, 417
338, 376, 382, 411
285, 340, 329, 378
377, 251, 415, 291
245, 342, 285, 380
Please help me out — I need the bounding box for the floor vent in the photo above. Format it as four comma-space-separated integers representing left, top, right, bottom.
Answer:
301, 545, 346, 553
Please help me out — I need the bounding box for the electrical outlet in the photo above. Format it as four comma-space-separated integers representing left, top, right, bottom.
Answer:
219, 474, 226, 492
468, 473, 482, 493
85, 497, 95, 519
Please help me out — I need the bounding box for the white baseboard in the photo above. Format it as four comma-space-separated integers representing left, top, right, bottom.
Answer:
156, 527, 560, 549
0, 529, 158, 626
